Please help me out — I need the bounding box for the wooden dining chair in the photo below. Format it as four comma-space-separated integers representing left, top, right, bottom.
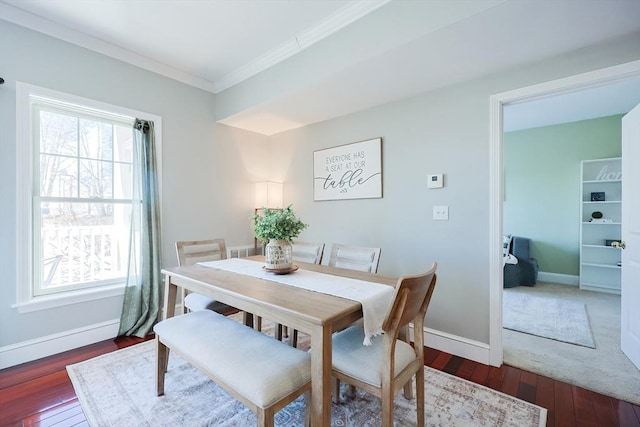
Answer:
328, 243, 381, 273
176, 239, 234, 314
291, 241, 325, 265
331, 263, 437, 427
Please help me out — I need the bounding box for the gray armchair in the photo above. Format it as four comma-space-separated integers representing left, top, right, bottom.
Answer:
503, 236, 538, 288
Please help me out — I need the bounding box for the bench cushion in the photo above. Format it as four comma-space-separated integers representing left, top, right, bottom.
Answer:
154, 310, 311, 407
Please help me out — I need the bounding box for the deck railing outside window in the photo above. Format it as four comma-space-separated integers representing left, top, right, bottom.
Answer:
42, 224, 129, 288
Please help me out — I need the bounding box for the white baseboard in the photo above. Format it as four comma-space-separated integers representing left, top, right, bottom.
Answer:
2, 307, 491, 370
0, 318, 120, 369
538, 271, 579, 286
423, 327, 491, 365
0, 304, 185, 369
409, 324, 491, 365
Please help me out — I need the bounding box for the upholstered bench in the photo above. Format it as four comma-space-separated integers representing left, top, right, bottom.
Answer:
153, 310, 311, 427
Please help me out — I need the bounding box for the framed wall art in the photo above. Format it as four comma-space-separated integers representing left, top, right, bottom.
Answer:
313, 137, 382, 201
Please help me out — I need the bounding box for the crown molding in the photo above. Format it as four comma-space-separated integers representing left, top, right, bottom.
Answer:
0, 1, 217, 93
212, 0, 391, 93
1, 0, 389, 94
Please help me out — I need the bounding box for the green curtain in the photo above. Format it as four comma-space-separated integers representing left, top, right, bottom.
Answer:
118, 119, 162, 337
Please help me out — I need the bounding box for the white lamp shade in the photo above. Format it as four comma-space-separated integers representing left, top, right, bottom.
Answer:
255, 181, 283, 209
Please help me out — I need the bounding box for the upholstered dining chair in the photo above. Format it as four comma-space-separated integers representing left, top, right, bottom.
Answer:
278, 241, 326, 347
331, 263, 437, 427
328, 244, 381, 273
176, 239, 233, 314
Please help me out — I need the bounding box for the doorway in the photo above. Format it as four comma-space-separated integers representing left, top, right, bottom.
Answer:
489, 62, 640, 403
488, 61, 640, 365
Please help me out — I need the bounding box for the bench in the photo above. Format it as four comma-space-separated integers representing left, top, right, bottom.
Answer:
153, 310, 311, 427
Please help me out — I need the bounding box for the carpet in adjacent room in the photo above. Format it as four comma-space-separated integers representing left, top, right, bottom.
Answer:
503, 290, 595, 348
503, 282, 640, 406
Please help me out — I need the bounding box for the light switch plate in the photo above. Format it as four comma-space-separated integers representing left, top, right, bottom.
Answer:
428, 173, 443, 188
433, 205, 449, 220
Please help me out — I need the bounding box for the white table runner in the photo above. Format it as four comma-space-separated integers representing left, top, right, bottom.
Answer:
198, 258, 394, 345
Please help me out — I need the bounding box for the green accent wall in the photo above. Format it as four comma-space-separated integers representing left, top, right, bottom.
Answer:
504, 115, 622, 276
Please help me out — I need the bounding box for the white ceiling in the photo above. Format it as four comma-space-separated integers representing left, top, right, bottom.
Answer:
2, 0, 639, 135
504, 76, 640, 132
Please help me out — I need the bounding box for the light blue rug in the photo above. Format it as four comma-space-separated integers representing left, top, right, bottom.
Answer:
67, 341, 546, 426
503, 291, 595, 348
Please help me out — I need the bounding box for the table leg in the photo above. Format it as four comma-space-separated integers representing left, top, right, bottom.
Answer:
310, 325, 332, 426
163, 274, 177, 320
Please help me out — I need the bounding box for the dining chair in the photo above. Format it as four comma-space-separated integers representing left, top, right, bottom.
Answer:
277, 241, 325, 347
291, 241, 325, 265
331, 263, 437, 427
176, 238, 234, 314
328, 243, 381, 273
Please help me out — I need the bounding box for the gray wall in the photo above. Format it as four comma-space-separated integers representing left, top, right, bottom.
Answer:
1, 17, 638, 356
268, 35, 639, 344
504, 116, 622, 276
0, 20, 266, 348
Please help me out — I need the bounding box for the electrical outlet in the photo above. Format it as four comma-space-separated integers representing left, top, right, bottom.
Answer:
433, 205, 449, 220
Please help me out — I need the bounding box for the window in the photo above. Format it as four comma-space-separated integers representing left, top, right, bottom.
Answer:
16, 83, 161, 311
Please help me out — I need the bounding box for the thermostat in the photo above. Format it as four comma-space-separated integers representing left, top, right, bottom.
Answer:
428, 174, 443, 189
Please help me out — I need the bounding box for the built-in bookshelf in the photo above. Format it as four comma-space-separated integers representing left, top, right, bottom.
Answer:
579, 157, 622, 294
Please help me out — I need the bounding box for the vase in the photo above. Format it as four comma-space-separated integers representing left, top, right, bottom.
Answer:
264, 239, 293, 270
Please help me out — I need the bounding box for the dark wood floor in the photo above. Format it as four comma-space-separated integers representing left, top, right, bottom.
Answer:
1, 335, 639, 427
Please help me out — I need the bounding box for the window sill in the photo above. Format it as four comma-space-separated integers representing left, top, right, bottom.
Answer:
13, 284, 126, 313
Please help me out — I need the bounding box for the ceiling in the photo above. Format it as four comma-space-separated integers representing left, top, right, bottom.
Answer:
504, 76, 640, 132
2, 0, 639, 135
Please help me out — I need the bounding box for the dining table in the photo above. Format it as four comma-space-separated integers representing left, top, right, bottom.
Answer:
160, 255, 397, 426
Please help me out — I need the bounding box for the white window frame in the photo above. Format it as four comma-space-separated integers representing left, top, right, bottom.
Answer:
14, 82, 162, 313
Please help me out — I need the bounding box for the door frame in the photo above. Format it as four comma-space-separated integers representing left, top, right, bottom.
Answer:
488, 60, 640, 367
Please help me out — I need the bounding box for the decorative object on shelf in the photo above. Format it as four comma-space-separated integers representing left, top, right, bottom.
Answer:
590, 192, 605, 201
591, 211, 603, 219
254, 205, 307, 271
605, 240, 621, 247
590, 218, 615, 224
611, 241, 626, 249
596, 165, 622, 181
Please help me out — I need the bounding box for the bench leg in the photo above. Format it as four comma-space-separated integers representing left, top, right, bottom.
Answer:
304, 392, 311, 427
256, 408, 274, 427
156, 336, 168, 396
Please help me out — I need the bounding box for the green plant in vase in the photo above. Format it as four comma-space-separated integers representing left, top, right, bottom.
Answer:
254, 205, 307, 270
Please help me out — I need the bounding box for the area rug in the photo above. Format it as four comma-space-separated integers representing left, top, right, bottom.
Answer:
503, 290, 595, 348
67, 341, 546, 426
